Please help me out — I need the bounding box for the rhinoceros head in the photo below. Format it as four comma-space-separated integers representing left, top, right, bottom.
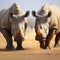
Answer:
32, 10, 52, 48
8, 3, 30, 42
9, 11, 29, 42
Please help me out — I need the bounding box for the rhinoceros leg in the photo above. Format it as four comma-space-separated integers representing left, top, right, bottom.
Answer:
1, 28, 14, 50
16, 41, 24, 50
54, 32, 60, 47
44, 29, 56, 49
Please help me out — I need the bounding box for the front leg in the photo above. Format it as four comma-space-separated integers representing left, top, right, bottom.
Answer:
16, 40, 24, 50
1, 28, 14, 50
54, 32, 60, 47
44, 28, 56, 49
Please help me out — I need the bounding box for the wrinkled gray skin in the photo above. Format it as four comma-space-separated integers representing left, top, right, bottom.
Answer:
32, 11, 51, 49
32, 4, 60, 49
0, 3, 29, 50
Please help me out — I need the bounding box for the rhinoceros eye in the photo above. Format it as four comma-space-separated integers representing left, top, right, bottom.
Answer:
40, 25, 42, 29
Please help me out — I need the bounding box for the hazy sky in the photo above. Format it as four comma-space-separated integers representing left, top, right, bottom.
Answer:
0, 0, 60, 17
0, 0, 60, 11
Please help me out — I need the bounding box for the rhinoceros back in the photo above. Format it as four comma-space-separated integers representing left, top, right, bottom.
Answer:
0, 9, 7, 28
50, 4, 60, 33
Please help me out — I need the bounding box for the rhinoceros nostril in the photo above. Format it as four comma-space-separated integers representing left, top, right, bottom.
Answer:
43, 37, 46, 40
17, 30, 21, 36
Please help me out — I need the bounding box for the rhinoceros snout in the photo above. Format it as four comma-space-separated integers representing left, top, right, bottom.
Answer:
14, 36, 25, 42
35, 35, 46, 41
35, 35, 40, 41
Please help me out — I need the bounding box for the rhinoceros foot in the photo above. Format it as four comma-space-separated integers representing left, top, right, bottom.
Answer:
54, 43, 60, 47
16, 46, 24, 50
6, 45, 15, 50
44, 45, 51, 49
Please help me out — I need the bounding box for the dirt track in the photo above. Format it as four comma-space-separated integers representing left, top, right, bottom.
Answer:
0, 28, 60, 60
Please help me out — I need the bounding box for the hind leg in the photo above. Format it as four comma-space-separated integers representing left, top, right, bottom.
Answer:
54, 32, 60, 47
1, 28, 14, 50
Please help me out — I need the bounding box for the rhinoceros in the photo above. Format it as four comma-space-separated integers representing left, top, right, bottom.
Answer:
0, 3, 29, 50
32, 4, 60, 49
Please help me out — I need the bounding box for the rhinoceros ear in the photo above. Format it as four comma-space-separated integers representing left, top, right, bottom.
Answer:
32, 11, 37, 17
47, 11, 52, 17
23, 11, 30, 17
10, 13, 13, 17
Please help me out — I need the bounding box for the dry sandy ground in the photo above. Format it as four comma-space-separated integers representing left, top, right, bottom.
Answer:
0, 28, 60, 60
